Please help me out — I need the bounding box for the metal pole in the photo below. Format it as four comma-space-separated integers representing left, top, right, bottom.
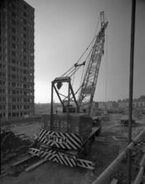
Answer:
92, 128, 145, 184
67, 82, 70, 131
133, 154, 145, 184
50, 81, 54, 130
128, 0, 136, 183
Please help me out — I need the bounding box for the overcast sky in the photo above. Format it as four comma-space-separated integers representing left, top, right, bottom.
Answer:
25, 0, 145, 103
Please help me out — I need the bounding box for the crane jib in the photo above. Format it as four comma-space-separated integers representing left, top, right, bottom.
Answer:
78, 17, 108, 114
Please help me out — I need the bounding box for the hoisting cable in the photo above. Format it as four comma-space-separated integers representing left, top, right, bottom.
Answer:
76, 42, 94, 91
71, 41, 95, 92
67, 34, 97, 79
61, 35, 97, 77
71, 29, 100, 96
69, 61, 86, 77
59, 13, 101, 103
71, 62, 85, 86
61, 13, 101, 78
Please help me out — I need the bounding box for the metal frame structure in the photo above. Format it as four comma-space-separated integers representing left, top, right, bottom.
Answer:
50, 77, 80, 128
78, 12, 108, 114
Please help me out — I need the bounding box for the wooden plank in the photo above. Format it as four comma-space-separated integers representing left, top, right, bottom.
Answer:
133, 167, 144, 184
12, 155, 33, 167
25, 159, 47, 172
139, 154, 145, 167
110, 178, 118, 184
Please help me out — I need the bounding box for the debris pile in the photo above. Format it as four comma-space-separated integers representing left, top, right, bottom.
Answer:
1, 129, 32, 164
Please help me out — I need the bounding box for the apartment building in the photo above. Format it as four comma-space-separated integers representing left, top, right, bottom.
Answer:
0, 0, 34, 121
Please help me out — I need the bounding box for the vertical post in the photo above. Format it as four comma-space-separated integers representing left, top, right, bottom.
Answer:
5, 1, 9, 120
67, 81, 70, 132
128, 0, 136, 184
50, 81, 54, 130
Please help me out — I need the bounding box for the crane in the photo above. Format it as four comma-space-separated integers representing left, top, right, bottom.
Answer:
29, 11, 108, 170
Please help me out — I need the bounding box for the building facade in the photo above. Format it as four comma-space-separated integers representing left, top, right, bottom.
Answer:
97, 101, 118, 111
0, 0, 34, 121
118, 97, 145, 110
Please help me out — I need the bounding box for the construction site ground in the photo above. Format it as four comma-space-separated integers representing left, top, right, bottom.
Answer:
1, 113, 145, 184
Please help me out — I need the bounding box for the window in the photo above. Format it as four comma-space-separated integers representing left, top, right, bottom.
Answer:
23, 48, 26, 53
12, 19, 16, 25
12, 12, 16, 18
12, 90, 16, 94
12, 82, 16, 87
12, 112, 16, 117
12, 27, 16, 33
12, 43, 16, 49
23, 19, 27, 24
23, 56, 26, 61
23, 12, 27, 17
23, 26, 27, 31
23, 40, 26, 45
12, 35, 16, 41
24, 4, 27, 10
12, 51, 16, 56
23, 33, 26, 39
12, 3, 16, 9
12, 59, 16, 64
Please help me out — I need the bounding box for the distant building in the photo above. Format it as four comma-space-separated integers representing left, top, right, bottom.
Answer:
133, 96, 145, 109
96, 96, 145, 113
97, 102, 106, 110
118, 96, 145, 110
97, 101, 118, 111
90, 102, 99, 116
118, 99, 128, 110
0, 0, 34, 121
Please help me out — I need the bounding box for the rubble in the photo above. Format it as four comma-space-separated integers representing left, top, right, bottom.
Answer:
1, 129, 32, 164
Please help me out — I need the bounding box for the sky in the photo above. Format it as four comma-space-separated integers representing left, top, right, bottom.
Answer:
25, 0, 145, 103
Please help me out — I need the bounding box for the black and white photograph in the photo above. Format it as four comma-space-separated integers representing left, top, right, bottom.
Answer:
0, 0, 145, 183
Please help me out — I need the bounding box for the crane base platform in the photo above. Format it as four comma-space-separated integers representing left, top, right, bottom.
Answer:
29, 147, 95, 170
